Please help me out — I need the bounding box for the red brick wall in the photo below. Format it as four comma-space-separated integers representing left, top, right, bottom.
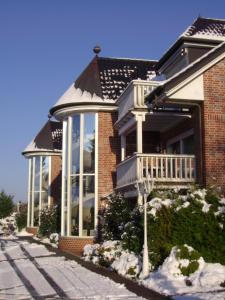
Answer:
98, 111, 120, 201
50, 155, 62, 206
203, 58, 225, 190
26, 227, 38, 235
58, 237, 93, 256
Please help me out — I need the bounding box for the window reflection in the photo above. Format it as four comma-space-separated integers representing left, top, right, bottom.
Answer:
83, 176, 95, 236
72, 115, 80, 174
71, 176, 79, 235
83, 114, 95, 173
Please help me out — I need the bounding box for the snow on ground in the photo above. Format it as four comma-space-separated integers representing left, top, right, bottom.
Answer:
141, 246, 225, 300
0, 238, 145, 299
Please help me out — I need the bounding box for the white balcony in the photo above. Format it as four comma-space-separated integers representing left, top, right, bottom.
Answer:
116, 80, 159, 123
117, 153, 196, 189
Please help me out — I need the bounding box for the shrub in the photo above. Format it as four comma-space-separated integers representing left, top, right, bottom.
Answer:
121, 207, 143, 254
39, 206, 57, 237
180, 261, 199, 276
15, 209, 27, 231
101, 193, 133, 240
0, 190, 14, 218
120, 187, 225, 269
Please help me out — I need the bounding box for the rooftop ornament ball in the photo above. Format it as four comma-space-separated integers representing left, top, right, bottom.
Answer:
93, 45, 101, 55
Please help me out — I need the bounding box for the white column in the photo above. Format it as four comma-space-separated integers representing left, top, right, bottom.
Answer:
121, 135, 126, 161
67, 116, 72, 236
136, 114, 144, 153
79, 113, 84, 237
31, 157, 35, 227
38, 156, 42, 226
61, 120, 67, 236
48, 156, 52, 208
94, 113, 98, 231
27, 159, 31, 227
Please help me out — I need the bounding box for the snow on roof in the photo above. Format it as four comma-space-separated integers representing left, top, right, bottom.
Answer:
23, 121, 62, 155
182, 17, 225, 41
52, 84, 115, 109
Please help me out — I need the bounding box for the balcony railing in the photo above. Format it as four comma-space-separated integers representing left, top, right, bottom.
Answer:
117, 153, 196, 188
116, 80, 159, 122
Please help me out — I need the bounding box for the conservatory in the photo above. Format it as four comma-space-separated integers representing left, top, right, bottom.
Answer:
22, 120, 62, 233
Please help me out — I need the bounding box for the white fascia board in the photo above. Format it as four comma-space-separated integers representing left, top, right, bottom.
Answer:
23, 151, 62, 158
166, 48, 225, 101
53, 104, 117, 121
168, 75, 204, 101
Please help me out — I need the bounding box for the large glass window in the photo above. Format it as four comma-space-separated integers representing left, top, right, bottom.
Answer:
27, 156, 51, 227
62, 113, 97, 237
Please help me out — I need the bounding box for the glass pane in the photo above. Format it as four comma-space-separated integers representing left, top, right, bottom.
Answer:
34, 157, 40, 191
34, 192, 39, 226
41, 191, 48, 209
72, 115, 80, 174
42, 156, 49, 192
83, 114, 95, 173
83, 176, 95, 236
183, 135, 195, 154
71, 176, 79, 236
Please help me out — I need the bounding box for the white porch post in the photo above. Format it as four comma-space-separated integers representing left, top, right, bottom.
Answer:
135, 113, 145, 153
121, 135, 126, 161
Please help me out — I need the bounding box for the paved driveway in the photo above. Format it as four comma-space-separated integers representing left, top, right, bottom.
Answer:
0, 239, 145, 300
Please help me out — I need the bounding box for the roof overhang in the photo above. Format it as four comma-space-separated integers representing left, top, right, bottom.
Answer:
22, 150, 62, 158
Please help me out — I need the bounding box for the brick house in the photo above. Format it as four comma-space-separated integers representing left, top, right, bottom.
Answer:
23, 17, 225, 254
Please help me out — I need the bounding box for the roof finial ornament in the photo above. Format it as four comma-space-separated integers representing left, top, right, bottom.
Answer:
93, 45, 101, 55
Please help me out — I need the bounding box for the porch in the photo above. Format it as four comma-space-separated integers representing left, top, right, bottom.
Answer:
117, 153, 196, 190
115, 80, 200, 192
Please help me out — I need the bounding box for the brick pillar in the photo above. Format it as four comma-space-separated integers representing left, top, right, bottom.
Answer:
50, 155, 62, 206
203, 58, 225, 191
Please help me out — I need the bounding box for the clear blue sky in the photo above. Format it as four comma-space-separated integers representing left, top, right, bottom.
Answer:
0, 0, 225, 202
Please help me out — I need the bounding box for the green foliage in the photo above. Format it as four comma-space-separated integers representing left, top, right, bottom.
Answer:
121, 187, 225, 269
15, 206, 27, 231
39, 207, 57, 237
0, 190, 14, 219
101, 193, 133, 240
121, 208, 143, 254
180, 261, 199, 276
176, 245, 201, 261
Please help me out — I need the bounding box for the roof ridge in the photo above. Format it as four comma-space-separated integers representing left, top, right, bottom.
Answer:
98, 56, 157, 62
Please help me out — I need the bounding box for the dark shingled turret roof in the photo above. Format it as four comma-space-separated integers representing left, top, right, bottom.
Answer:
75, 56, 157, 101
22, 121, 62, 155
183, 17, 225, 39
50, 56, 157, 115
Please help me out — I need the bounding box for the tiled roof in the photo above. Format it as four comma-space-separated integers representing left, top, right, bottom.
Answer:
22, 121, 62, 155
182, 17, 225, 40
97, 57, 156, 100
50, 56, 157, 114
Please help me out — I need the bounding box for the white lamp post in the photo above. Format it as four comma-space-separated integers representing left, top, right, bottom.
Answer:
136, 176, 154, 278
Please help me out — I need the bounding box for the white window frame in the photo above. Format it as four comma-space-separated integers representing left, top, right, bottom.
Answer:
61, 112, 98, 238
27, 155, 52, 227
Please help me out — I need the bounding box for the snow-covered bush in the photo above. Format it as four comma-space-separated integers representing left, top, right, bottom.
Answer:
101, 193, 134, 241
83, 241, 141, 278
121, 186, 225, 269
39, 206, 57, 237
142, 245, 225, 296
0, 213, 16, 236
49, 233, 59, 245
